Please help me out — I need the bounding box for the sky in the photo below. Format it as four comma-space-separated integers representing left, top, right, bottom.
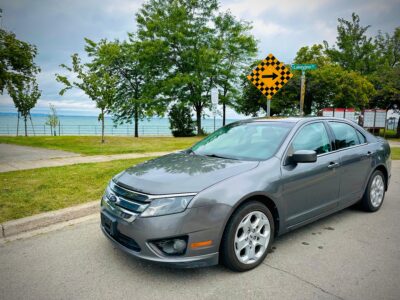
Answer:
0, 0, 399, 118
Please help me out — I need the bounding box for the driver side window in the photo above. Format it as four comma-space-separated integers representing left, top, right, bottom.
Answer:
292, 122, 331, 155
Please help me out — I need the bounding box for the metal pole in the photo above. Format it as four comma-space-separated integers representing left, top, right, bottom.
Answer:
266, 100, 271, 117
213, 115, 216, 131
300, 70, 306, 116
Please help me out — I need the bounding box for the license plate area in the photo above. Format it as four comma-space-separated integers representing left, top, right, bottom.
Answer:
101, 212, 117, 236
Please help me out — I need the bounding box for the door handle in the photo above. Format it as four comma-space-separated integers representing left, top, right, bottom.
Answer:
366, 151, 372, 157
328, 162, 340, 169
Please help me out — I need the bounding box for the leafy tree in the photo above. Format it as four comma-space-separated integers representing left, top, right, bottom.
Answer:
56, 52, 117, 143
168, 103, 195, 137
213, 11, 257, 125
136, 0, 257, 134
324, 13, 377, 75
45, 104, 59, 136
84, 37, 167, 137
8, 79, 41, 136
308, 65, 375, 111
294, 44, 331, 67
374, 27, 400, 68
0, 9, 40, 94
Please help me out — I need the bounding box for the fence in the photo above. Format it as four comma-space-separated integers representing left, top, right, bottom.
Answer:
0, 124, 219, 136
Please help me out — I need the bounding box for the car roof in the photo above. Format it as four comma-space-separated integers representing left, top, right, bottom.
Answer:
239, 116, 351, 124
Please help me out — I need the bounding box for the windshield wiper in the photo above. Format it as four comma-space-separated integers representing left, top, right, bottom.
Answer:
204, 153, 238, 160
186, 149, 196, 155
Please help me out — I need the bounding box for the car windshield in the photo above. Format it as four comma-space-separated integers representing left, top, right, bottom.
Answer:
191, 121, 294, 161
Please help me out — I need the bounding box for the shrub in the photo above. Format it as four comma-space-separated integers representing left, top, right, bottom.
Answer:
168, 104, 195, 137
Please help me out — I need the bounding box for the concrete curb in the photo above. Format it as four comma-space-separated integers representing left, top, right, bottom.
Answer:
0, 201, 99, 238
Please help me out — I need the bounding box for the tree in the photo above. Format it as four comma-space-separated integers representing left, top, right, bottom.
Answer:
0, 9, 40, 94
374, 27, 400, 68
85, 37, 166, 137
294, 44, 331, 67
213, 11, 257, 125
136, 0, 257, 134
56, 52, 117, 143
324, 13, 377, 75
309, 65, 375, 111
168, 103, 195, 137
8, 79, 41, 136
45, 104, 59, 136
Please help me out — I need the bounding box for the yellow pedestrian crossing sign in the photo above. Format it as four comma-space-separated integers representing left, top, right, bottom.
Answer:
247, 54, 293, 99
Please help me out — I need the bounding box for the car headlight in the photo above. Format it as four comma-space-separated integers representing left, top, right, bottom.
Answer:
140, 196, 194, 217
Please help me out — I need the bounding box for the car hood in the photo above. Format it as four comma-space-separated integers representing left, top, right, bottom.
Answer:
115, 152, 259, 194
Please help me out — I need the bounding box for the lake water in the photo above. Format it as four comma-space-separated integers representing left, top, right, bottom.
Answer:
0, 113, 239, 136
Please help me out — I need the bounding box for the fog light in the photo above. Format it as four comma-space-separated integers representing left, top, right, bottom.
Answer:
154, 237, 187, 255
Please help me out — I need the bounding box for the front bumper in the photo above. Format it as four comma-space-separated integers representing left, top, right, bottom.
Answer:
100, 197, 230, 268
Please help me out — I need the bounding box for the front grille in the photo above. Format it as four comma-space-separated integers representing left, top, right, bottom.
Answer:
111, 180, 150, 202
108, 181, 149, 214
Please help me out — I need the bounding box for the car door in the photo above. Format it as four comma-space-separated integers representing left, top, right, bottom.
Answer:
327, 121, 373, 207
281, 121, 341, 228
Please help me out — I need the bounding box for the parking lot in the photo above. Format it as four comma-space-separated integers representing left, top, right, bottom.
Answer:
0, 162, 399, 300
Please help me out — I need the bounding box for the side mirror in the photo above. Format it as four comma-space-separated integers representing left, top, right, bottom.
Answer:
292, 150, 317, 163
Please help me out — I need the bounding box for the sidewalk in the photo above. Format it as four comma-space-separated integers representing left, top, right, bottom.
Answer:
389, 141, 400, 147
0, 144, 172, 173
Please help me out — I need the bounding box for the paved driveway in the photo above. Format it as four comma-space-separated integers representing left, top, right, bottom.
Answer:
0, 143, 79, 172
0, 162, 399, 300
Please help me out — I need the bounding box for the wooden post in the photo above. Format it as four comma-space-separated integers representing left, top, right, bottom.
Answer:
300, 70, 306, 116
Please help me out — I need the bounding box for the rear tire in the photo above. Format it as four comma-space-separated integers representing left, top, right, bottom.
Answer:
221, 201, 274, 272
361, 170, 386, 212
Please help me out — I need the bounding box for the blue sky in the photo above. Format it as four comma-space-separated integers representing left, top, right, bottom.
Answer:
0, 0, 399, 117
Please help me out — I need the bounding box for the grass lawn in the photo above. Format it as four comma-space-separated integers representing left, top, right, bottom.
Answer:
0, 157, 154, 223
0, 136, 202, 155
392, 147, 400, 160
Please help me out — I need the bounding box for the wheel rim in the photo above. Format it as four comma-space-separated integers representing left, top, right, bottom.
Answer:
370, 174, 384, 208
234, 211, 271, 265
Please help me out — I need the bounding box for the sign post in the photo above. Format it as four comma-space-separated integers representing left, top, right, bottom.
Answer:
211, 88, 219, 132
291, 64, 317, 116
247, 54, 293, 117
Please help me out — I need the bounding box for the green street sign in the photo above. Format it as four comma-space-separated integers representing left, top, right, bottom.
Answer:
291, 64, 317, 71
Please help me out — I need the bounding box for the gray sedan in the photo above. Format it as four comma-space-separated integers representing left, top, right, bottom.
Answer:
100, 117, 391, 271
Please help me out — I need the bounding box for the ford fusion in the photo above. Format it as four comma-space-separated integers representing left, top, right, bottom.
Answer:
100, 117, 391, 271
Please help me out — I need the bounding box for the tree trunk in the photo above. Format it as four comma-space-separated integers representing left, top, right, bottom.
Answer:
24, 116, 28, 137
396, 117, 400, 138
134, 105, 139, 138
195, 106, 202, 135
222, 103, 226, 126
101, 109, 105, 144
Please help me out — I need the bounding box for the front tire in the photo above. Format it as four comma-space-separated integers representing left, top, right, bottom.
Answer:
361, 170, 386, 212
221, 201, 274, 272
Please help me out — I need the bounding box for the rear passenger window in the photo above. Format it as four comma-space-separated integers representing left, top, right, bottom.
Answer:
292, 122, 331, 154
329, 122, 360, 150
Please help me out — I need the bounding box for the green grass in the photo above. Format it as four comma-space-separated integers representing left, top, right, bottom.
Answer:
392, 148, 400, 160
0, 157, 154, 223
0, 136, 202, 155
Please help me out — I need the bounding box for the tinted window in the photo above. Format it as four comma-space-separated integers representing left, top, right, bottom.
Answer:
292, 122, 331, 154
191, 122, 293, 160
329, 122, 360, 149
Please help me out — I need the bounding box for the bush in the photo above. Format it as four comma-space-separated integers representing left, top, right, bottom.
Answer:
168, 104, 195, 137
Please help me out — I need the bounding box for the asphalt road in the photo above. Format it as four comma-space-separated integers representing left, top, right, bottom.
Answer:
1, 162, 399, 300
